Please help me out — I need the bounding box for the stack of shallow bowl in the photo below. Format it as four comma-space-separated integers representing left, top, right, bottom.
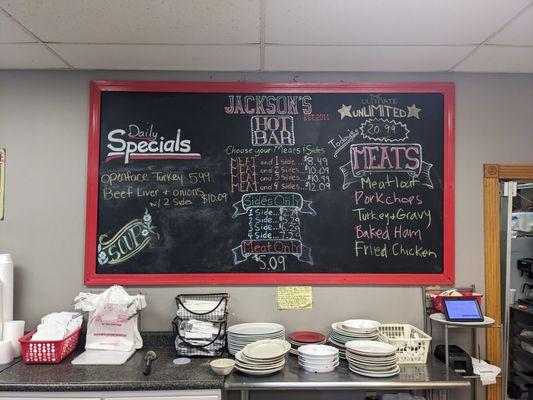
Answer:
288, 331, 326, 355
234, 339, 290, 376
328, 319, 380, 359
227, 323, 285, 355
298, 344, 339, 373
345, 340, 400, 378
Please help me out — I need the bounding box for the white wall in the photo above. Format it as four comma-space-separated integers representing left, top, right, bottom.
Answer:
0, 70, 532, 337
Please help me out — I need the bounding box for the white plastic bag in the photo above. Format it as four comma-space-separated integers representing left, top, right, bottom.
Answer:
74, 285, 146, 352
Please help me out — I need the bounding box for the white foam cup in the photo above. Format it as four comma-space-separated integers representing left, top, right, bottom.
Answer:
0, 340, 14, 364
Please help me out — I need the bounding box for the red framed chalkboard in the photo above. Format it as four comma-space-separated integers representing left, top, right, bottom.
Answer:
85, 81, 454, 285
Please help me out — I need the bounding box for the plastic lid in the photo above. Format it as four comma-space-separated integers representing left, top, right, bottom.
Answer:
173, 357, 191, 365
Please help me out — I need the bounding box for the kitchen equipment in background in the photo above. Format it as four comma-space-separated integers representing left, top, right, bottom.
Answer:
517, 258, 533, 279
143, 350, 157, 375
345, 340, 400, 378
327, 320, 380, 359
378, 324, 431, 364
173, 293, 229, 357
0, 339, 13, 364
234, 339, 290, 376
227, 322, 285, 356
512, 212, 533, 235
3, 320, 24, 357
434, 345, 473, 376
518, 297, 533, 307
297, 344, 339, 373
510, 288, 517, 305
288, 331, 326, 355
521, 283, 533, 299
0, 253, 14, 339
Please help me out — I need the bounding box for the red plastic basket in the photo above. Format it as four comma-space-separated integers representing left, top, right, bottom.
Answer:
433, 293, 483, 312
19, 328, 81, 364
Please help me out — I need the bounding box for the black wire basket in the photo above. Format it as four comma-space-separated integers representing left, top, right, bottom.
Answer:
172, 293, 229, 357
172, 316, 227, 357
175, 293, 229, 321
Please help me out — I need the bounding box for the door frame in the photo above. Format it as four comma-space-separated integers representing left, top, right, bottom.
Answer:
484, 164, 533, 400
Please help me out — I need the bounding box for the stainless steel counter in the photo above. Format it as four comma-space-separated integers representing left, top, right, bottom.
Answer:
225, 355, 469, 400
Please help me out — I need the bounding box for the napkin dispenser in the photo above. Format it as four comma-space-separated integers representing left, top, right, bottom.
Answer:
434, 345, 473, 376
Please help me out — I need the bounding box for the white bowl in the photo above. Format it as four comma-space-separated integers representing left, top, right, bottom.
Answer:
210, 358, 236, 376
341, 319, 380, 333
301, 363, 338, 373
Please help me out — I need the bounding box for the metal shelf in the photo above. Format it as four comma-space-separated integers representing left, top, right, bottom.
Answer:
513, 369, 533, 385
462, 374, 501, 380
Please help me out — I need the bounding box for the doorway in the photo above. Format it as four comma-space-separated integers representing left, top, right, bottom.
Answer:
503, 180, 533, 400
483, 164, 533, 400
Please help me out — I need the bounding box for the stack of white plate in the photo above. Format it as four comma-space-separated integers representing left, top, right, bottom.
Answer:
288, 331, 327, 355
345, 340, 400, 378
234, 339, 290, 376
227, 323, 285, 355
298, 344, 340, 373
327, 320, 380, 359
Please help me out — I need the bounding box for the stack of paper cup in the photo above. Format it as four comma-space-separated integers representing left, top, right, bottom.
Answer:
0, 340, 13, 364
3, 321, 24, 357
0, 253, 23, 363
0, 253, 14, 333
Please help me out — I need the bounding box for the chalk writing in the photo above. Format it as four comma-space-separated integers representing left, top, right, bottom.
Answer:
105, 126, 201, 164
97, 209, 159, 266
338, 103, 422, 119
359, 119, 410, 142
251, 116, 295, 146
224, 95, 313, 115
340, 144, 433, 189
232, 192, 315, 267
230, 152, 330, 194
328, 129, 359, 158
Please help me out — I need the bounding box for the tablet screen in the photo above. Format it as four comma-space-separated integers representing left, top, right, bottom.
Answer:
443, 298, 483, 321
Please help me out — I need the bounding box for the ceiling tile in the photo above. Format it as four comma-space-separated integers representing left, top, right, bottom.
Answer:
0, 0, 260, 44
0, 43, 67, 68
49, 44, 260, 70
265, 45, 474, 72
0, 11, 35, 42
453, 45, 533, 73
489, 4, 533, 46
265, 0, 530, 45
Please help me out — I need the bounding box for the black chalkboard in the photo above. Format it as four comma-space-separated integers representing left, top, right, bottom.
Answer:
85, 82, 455, 285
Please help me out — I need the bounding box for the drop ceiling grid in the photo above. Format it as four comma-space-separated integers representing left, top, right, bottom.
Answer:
0, 0, 262, 45
263, 0, 532, 46
451, 0, 533, 72
0, 0, 532, 72
0, 10, 35, 43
